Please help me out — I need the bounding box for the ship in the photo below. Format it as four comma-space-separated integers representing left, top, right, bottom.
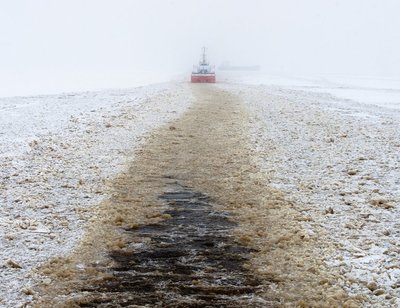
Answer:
191, 47, 216, 83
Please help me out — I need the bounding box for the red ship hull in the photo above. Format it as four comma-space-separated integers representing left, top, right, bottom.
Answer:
191, 74, 216, 83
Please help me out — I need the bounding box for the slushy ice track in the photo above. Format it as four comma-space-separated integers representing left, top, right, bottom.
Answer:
76, 182, 267, 307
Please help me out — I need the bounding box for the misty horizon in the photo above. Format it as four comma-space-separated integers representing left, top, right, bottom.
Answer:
1, 0, 399, 96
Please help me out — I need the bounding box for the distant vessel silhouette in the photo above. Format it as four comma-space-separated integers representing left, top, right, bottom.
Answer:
218, 61, 260, 71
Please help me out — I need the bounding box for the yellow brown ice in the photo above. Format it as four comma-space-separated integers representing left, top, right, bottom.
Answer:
35, 85, 363, 307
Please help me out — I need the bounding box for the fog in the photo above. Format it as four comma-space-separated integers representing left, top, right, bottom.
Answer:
1, 0, 399, 96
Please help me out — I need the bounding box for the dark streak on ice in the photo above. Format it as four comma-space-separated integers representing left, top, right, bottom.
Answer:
76, 182, 268, 307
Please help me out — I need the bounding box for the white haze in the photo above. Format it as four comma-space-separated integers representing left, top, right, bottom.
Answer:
0, 0, 399, 97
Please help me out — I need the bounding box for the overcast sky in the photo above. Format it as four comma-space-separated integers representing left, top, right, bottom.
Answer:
0, 0, 399, 96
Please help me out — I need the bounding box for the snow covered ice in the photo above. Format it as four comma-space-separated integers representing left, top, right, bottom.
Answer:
219, 71, 400, 307
0, 82, 194, 306
0, 72, 399, 307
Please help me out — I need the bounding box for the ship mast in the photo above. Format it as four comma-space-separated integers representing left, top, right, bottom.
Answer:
200, 46, 208, 65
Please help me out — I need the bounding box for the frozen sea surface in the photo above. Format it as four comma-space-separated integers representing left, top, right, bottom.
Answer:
219, 71, 400, 112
